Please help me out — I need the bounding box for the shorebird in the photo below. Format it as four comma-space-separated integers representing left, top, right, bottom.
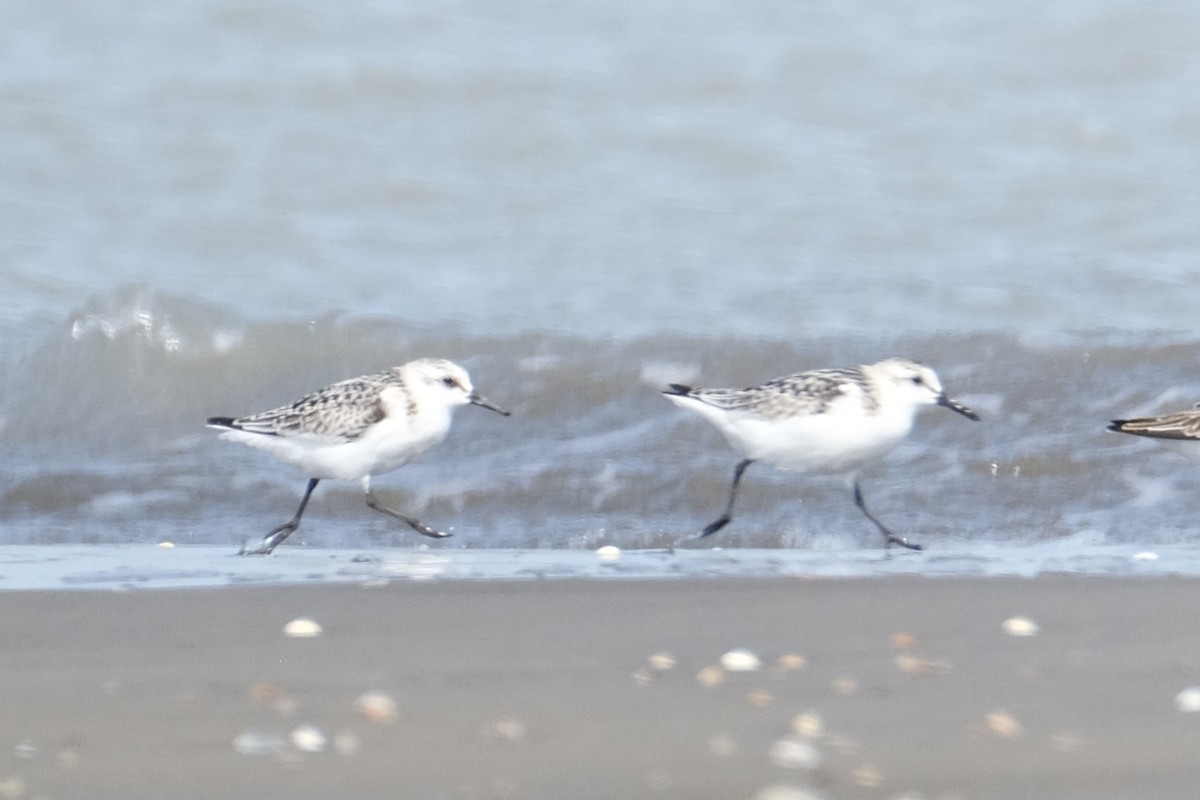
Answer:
208, 357, 509, 555
663, 357, 978, 550
1109, 405, 1200, 443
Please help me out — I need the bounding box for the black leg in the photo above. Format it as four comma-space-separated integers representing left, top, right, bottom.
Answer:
852, 480, 922, 551
365, 492, 452, 539
240, 478, 320, 555
700, 459, 755, 538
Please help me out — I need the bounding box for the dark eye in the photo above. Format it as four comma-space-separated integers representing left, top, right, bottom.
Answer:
911, 376, 922, 385
441, 376, 457, 388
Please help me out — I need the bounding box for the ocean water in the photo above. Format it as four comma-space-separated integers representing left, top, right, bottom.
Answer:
4, 0, 1200, 583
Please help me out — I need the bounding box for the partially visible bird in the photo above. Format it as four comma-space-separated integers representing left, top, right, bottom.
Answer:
1109, 405, 1200, 442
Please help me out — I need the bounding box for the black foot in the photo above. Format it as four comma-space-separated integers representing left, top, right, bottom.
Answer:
365, 493, 452, 539
886, 534, 923, 552
238, 522, 297, 555
411, 521, 452, 539
699, 514, 732, 538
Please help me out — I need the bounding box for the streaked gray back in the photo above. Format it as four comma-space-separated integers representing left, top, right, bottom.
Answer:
684, 367, 873, 419
233, 370, 405, 440
1113, 409, 1200, 441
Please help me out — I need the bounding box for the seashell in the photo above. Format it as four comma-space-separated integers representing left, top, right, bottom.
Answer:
1175, 687, 1200, 713
752, 786, 827, 800
647, 652, 676, 671
985, 710, 1024, 739
776, 654, 807, 671
768, 737, 823, 770
595, 545, 621, 562
1001, 616, 1039, 637
850, 764, 884, 787
290, 725, 326, 753
355, 691, 398, 723
283, 618, 322, 638
720, 648, 762, 672
791, 711, 824, 739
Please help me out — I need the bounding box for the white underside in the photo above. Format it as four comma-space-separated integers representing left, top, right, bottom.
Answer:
215, 415, 449, 481
667, 394, 915, 474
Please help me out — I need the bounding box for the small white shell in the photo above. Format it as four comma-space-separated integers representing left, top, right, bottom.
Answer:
290, 725, 327, 753
752, 787, 827, 800
791, 711, 824, 739
355, 691, 398, 723
1175, 686, 1200, 713
768, 737, 823, 770
776, 654, 807, 671
720, 648, 762, 672
985, 710, 1024, 739
647, 652, 676, 672
1001, 616, 1039, 637
850, 765, 884, 788
283, 618, 322, 638
596, 545, 621, 562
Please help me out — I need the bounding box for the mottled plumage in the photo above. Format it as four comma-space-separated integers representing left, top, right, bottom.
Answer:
208, 358, 509, 555
664, 357, 978, 549
219, 371, 404, 441
669, 366, 879, 419
1109, 408, 1200, 441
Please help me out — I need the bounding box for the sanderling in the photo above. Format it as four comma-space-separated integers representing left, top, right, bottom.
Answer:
1108, 405, 1200, 442
208, 358, 509, 555
663, 358, 979, 550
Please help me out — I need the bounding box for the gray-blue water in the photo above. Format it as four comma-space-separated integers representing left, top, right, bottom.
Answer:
4, 0, 1200, 585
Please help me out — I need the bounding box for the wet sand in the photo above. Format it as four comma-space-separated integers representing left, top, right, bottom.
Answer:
1, 576, 1199, 799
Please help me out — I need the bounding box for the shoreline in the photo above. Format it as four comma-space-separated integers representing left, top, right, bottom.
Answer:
1, 575, 1199, 798
0, 542, 1196, 591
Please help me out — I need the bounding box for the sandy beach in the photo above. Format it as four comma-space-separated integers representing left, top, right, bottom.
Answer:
1, 575, 1199, 800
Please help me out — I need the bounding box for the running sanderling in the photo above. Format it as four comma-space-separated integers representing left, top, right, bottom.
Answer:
208, 358, 510, 555
663, 358, 979, 550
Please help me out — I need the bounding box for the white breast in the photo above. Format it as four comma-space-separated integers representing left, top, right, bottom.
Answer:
725, 409, 914, 474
